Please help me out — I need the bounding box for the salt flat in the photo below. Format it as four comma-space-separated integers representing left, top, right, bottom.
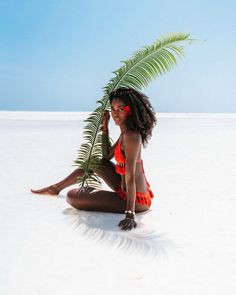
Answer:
0, 112, 236, 295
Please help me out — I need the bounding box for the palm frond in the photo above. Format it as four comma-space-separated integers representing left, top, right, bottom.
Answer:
74, 32, 194, 188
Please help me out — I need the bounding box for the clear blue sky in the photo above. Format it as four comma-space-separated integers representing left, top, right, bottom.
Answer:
0, 0, 235, 112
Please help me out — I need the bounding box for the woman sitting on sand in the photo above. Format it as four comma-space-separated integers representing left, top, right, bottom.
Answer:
31, 87, 157, 231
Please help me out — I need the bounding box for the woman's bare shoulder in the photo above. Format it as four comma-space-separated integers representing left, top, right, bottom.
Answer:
124, 130, 141, 144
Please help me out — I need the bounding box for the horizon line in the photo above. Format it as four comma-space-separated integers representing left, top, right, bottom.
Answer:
1, 111, 236, 120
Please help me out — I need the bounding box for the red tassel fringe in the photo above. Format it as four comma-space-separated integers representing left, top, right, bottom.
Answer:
117, 186, 154, 207
115, 163, 155, 206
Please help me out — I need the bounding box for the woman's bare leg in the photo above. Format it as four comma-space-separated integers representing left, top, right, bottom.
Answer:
66, 187, 150, 213
30, 168, 83, 195
31, 159, 121, 196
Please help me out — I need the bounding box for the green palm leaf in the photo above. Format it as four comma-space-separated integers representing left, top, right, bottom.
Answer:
74, 32, 194, 188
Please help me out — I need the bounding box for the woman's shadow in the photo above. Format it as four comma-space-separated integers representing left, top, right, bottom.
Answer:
61, 205, 177, 261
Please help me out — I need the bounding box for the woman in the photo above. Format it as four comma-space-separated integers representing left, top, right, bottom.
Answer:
31, 87, 157, 230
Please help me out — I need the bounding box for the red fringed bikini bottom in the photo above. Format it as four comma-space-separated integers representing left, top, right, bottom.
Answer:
116, 181, 154, 207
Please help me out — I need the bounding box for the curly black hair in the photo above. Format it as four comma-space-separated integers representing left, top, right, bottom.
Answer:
109, 87, 157, 147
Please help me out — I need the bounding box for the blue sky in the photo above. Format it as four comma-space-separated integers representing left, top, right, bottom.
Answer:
0, 0, 235, 112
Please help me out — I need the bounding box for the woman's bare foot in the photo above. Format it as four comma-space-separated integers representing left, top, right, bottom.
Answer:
31, 185, 60, 196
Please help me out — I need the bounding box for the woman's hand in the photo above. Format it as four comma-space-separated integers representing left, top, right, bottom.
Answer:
118, 217, 137, 231
101, 110, 110, 131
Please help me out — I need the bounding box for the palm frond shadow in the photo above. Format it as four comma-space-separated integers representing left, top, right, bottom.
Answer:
62, 207, 178, 260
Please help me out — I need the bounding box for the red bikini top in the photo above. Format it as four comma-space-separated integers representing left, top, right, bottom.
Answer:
114, 134, 142, 175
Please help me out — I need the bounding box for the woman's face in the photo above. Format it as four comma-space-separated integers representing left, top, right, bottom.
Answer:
110, 99, 129, 126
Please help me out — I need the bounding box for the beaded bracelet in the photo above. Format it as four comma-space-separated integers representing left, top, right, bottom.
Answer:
125, 210, 135, 215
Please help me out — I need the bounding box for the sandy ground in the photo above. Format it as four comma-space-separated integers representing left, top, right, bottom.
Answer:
0, 112, 236, 295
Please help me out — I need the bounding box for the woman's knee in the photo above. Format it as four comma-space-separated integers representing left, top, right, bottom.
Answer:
93, 158, 121, 191
66, 188, 84, 205
93, 158, 113, 174
66, 187, 95, 208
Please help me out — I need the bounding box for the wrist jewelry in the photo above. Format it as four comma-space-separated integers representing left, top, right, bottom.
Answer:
125, 210, 135, 215
125, 210, 135, 219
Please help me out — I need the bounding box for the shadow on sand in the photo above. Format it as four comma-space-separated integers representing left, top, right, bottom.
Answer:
62, 206, 177, 261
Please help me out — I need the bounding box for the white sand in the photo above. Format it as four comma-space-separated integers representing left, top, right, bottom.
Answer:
0, 112, 236, 295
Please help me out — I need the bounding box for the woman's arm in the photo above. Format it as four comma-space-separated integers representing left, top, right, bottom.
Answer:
101, 129, 111, 159
101, 111, 113, 160
124, 131, 141, 212
118, 131, 140, 230
102, 132, 119, 160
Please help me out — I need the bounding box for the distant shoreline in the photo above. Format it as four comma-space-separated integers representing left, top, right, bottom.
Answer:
0, 111, 236, 120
